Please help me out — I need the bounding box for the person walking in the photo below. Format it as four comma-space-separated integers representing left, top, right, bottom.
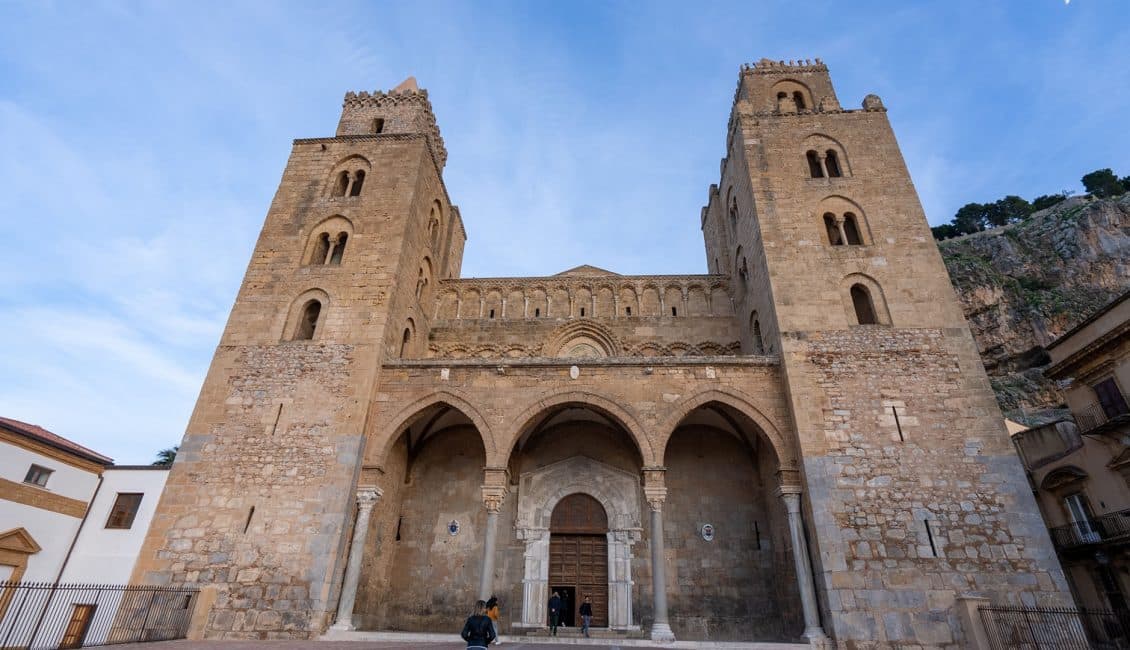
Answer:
547, 591, 562, 636
485, 595, 502, 645
579, 595, 593, 638
461, 599, 496, 650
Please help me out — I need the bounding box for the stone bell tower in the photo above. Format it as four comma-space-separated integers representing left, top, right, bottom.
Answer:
131, 78, 465, 638
702, 58, 1073, 645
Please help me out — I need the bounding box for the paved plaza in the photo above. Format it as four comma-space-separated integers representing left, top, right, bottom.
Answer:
124, 641, 803, 650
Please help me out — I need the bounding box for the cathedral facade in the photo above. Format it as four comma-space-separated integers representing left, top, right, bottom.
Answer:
133, 60, 1072, 646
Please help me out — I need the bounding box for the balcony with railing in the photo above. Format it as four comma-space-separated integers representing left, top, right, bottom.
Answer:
1074, 400, 1130, 436
1049, 509, 1130, 551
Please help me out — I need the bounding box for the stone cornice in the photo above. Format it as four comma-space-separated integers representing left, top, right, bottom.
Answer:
440, 273, 729, 291
1046, 321, 1130, 380
383, 355, 778, 369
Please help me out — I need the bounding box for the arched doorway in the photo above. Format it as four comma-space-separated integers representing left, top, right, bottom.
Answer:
549, 494, 608, 628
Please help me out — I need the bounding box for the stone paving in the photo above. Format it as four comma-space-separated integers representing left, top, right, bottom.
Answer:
118, 642, 726, 650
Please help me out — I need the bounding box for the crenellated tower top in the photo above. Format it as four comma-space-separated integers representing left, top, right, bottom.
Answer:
337, 77, 448, 169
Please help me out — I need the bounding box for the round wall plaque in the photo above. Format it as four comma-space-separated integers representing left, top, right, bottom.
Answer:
448, 520, 460, 536
701, 523, 715, 541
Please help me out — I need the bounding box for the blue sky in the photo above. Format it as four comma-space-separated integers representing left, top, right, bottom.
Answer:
1, 1, 1127, 464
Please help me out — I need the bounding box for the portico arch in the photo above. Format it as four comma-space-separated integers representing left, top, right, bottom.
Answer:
500, 390, 654, 467
655, 388, 796, 470
365, 390, 497, 467
514, 456, 643, 631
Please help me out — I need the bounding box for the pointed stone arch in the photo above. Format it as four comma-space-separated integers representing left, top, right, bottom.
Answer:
656, 388, 796, 471
365, 390, 497, 468
500, 391, 654, 468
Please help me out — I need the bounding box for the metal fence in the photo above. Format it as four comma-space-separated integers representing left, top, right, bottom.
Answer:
1047, 509, 1130, 550
980, 605, 1130, 649
0, 581, 198, 649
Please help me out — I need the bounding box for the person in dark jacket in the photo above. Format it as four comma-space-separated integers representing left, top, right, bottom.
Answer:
579, 596, 593, 638
461, 600, 496, 650
547, 591, 562, 636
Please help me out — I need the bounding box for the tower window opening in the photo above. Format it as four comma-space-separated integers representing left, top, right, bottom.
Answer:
793, 91, 806, 111
400, 327, 412, 357
349, 169, 366, 196
580, 307, 585, 317
843, 213, 863, 245
625, 306, 632, 316
535, 308, 540, 317
671, 306, 677, 317
729, 198, 739, 231
312, 232, 331, 264
332, 171, 350, 197
372, 118, 385, 134
752, 316, 765, 354
825, 149, 843, 177
776, 91, 788, 111
824, 213, 843, 246
294, 299, 322, 340
806, 150, 824, 178
489, 309, 495, 318
850, 284, 878, 325
329, 233, 348, 264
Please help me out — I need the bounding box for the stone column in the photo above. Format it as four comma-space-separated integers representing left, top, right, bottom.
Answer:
332, 486, 382, 630
818, 153, 830, 179
644, 469, 674, 642
834, 216, 848, 247
479, 482, 507, 599
776, 486, 826, 641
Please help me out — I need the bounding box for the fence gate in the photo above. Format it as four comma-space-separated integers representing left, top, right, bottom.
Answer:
0, 581, 199, 649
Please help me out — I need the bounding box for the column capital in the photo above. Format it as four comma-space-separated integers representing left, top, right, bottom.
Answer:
482, 485, 508, 513
774, 485, 803, 513
644, 487, 667, 512
356, 486, 382, 508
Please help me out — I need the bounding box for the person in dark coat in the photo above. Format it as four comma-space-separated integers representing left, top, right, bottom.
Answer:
461, 599, 496, 650
547, 591, 562, 636
579, 596, 593, 638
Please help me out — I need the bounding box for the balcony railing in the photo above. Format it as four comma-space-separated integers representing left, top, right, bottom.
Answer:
1049, 509, 1130, 551
1075, 401, 1130, 435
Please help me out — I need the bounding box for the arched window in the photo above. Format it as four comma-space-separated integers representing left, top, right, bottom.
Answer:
825, 150, 842, 177
850, 284, 877, 325
332, 171, 349, 198
329, 233, 347, 265
294, 300, 321, 340
793, 91, 806, 111
751, 312, 765, 354
824, 213, 843, 246
311, 232, 331, 264
806, 150, 824, 178
400, 327, 412, 357
729, 198, 739, 232
843, 213, 863, 245
372, 118, 385, 134
349, 170, 365, 197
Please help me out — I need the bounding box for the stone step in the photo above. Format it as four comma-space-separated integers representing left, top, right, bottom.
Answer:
522, 626, 649, 639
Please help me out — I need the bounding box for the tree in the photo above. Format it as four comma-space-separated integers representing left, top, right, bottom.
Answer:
991, 195, 1031, 225
1121, 175, 1130, 192
153, 446, 178, 466
953, 202, 989, 234
1081, 168, 1125, 198
1031, 193, 1067, 213
930, 223, 961, 240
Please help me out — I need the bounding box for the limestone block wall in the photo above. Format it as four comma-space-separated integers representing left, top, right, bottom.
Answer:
786, 327, 1071, 646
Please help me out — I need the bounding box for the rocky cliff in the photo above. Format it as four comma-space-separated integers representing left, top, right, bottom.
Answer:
939, 195, 1130, 423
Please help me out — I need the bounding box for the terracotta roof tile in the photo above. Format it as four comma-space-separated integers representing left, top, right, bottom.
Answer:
0, 416, 113, 465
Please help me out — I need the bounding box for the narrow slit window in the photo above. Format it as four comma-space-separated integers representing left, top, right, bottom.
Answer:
580, 307, 585, 317
892, 406, 904, 441
671, 306, 677, 317
400, 328, 412, 356
243, 506, 255, 533
924, 520, 938, 557
752, 319, 765, 354
489, 309, 495, 318
625, 306, 632, 316
535, 308, 540, 317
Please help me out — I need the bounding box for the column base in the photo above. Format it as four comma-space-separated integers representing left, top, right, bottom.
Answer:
330, 621, 356, 631
650, 622, 675, 643
802, 625, 828, 643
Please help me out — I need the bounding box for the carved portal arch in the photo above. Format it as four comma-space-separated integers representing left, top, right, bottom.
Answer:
514, 456, 642, 631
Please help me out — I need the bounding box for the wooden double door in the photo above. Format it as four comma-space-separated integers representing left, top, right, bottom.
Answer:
549, 533, 608, 627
